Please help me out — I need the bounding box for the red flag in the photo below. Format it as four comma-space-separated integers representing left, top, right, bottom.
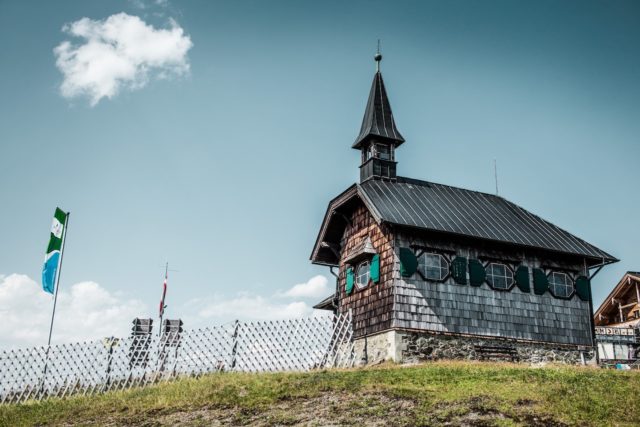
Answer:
159, 277, 167, 317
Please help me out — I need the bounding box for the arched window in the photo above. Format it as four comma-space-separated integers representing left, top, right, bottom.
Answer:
549, 272, 573, 298
486, 263, 514, 290
356, 260, 370, 290
418, 253, 449, 281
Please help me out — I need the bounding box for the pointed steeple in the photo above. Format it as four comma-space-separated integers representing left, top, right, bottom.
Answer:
352, 54, 404, 149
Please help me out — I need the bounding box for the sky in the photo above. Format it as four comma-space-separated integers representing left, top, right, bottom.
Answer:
1, 0, 639, 349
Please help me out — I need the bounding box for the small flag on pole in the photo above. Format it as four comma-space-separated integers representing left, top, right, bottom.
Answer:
159, 276, 167, 318
42, 208, 68, 294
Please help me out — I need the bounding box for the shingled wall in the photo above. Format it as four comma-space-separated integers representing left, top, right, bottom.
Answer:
338, 203, 395, 338
392, 232, 593, 347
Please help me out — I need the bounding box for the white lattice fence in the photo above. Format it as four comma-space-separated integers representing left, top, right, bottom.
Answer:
0, 313, 354, 405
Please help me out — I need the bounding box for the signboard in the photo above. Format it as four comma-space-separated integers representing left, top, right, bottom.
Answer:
595, 327, 637, 343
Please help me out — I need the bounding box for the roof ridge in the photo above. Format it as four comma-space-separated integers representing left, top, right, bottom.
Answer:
395, 176, 503, 199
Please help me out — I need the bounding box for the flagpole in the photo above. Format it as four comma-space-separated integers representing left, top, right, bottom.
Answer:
47, 212, 70, 347
159, 262, 168, 336
41, 212, 70, 395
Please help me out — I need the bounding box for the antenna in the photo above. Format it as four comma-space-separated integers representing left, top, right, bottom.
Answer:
494, 159, 499, 196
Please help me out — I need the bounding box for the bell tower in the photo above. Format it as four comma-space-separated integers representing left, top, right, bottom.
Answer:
353, 50, 405, 182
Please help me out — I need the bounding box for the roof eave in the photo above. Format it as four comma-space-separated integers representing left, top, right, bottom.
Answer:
388, 221, 618, 265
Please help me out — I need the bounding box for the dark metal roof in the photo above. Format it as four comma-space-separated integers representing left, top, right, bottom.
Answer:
313, 294, 336, 311
358, 177, 617, 262
352, 72, 405, 149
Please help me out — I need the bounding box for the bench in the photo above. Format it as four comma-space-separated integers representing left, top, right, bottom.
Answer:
474, 344, 519, 362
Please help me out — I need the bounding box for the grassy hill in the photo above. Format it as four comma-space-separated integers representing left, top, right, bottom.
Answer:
2, 361, 639, 426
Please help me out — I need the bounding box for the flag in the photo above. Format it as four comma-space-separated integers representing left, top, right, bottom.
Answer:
42, 208, 68, 294
159, 276, 167, 317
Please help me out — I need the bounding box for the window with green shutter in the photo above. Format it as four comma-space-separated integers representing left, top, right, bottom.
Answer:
345, 267, 354, 295
575, 276, 590, 301
370, 254, 380, 283
533, 268, 548, 295
451, 256, 468, 285
399, 248, 417, 277
468, 259, 486, 287
515, 266, 530, 293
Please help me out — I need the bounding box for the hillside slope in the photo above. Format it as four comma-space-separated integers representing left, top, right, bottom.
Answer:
2, 361, 639, 426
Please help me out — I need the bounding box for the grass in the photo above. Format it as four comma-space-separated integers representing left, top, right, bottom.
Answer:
1, 361, 639, 426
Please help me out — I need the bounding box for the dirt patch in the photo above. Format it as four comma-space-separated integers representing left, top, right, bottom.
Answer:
62, 392, 567, 427
84, 392, 416, 426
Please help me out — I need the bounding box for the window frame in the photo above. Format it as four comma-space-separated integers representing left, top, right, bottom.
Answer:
417, 252, 449, 282
355, 260, 371, 290
485, 262, 515, 291
548, 271, 574, 299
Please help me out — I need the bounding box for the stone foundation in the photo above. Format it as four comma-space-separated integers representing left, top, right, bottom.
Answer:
353, 329, 595, 365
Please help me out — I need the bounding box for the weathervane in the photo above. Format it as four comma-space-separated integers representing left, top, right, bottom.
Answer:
375, 39, 382, 72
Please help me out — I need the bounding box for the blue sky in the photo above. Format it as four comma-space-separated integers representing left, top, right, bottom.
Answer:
1, 0, 639, 347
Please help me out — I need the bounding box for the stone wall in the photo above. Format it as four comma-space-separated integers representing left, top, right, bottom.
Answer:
400, 331, 594, 365
353, 329, 594, 365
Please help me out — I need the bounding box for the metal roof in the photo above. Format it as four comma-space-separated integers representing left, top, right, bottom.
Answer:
358, 177, 617, 262
312, 294, 336, 311
352, 72, 405, 149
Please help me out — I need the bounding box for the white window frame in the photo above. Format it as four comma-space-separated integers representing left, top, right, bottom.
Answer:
355, 260, 370, 290
486, 263, 514, 290
549, 271, 573, 298
418, 253, 449, 281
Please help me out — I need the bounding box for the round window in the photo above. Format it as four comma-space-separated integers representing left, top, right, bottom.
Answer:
549, 272, 573, 298
486, 263, 514, 290
356, 261, 370, 289
418, 253, 449, 281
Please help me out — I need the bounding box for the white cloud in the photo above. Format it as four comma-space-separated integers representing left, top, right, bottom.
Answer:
0, 274, 334, 349
54, 12, 193, 106
193, 293, 315, 323
281, 275, 331, 299
181, 275, 333, 327
0, 274, 146, 349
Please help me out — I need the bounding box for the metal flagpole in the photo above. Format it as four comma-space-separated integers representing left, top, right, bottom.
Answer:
42, 212, 70, 395
159, 262, 168, 336
47, 212, 70, 347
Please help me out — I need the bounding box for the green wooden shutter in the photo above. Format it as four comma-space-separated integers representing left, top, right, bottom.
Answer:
345, 267, 354, 295
515, 266, 530, 293
451, 256, 468, 285
469, 259, 486, 287
399, 248, 417, 277
533, 268, 548, 295
370, 254, 380, 283
575, 276, 591, 301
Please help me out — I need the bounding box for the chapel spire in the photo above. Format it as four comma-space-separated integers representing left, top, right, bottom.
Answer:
355, 49, 405, 182
352, 50, 405, 150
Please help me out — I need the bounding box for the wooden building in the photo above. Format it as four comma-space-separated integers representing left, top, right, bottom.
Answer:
311, 54, 618, 364
593, 272, 640, 362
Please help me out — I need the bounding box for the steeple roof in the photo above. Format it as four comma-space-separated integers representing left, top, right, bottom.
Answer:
352, 71, 405, 149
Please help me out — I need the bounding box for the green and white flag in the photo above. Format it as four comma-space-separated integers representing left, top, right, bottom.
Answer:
42, 208, 68, 294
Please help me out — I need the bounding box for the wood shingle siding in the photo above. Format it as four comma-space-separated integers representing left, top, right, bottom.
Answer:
393, 232, 593, 346
338, 204, 395, 337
